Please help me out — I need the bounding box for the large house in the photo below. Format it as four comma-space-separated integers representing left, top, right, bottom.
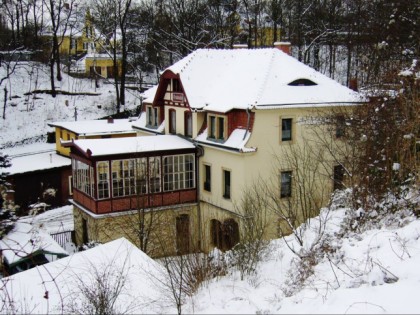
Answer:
70, 44, 366, 256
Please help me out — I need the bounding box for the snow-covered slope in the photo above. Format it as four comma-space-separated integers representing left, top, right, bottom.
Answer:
183, 189, 420, 314
0, 62, 140, 148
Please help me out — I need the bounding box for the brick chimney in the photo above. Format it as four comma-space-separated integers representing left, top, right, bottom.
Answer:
274, 41, 291, 55
107, 116, 114, 124
349, 78, 358, 91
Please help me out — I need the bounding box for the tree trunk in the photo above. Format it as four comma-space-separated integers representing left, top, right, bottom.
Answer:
53, 35, 62, 82
50, 57, 56, 98
3, 87, 7, 119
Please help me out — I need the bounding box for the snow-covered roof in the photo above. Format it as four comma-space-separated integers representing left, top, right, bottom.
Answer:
0, 238, 167, 314
164, 48, 366, 113
142, 85, 158, 104
48, 119, 137, 136
1, 143, 71, 175
19, 205, 74, 235
195, 128, 256, 153
72, 135, 195, 157
0, 222, 68, 266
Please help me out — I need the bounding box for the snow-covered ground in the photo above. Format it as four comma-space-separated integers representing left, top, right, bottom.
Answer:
180, 190, 420, 314
2, 190, 420, 314
0, 62, 141, 148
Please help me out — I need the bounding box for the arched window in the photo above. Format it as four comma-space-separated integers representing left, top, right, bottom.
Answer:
169, 109, 176, 134
210, 219, 223, 248
222, 219, 240, 250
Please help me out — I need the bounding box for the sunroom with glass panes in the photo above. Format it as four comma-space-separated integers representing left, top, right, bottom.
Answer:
69, 136, 197, 215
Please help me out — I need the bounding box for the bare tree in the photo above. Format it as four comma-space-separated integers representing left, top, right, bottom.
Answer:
1, 49, 22, 119
43, 0, 76, 97
228, 182, 270, 280
65, 259, 137, 314
0, 152, 18, 238
91, 0, 134, 113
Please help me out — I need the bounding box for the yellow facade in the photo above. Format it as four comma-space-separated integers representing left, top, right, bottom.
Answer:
85, 57, 122, 78
54, 126, 137, 157
73, 203, 200, 258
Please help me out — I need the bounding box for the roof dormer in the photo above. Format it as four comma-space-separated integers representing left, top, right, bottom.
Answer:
288, 78, 317, 86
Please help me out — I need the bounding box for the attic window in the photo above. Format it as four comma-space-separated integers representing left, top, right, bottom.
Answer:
288, 79, 317, 86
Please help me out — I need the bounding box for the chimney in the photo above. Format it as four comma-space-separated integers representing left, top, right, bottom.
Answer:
233, 44, 248, 49
274, 41, 291, 55
107, 116, 114, 124
349, 78, 358, 91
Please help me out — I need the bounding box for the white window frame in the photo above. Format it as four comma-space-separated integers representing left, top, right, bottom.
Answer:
97, 161, 110, 199
208, 114, 227, 141
163, 154, 195, 192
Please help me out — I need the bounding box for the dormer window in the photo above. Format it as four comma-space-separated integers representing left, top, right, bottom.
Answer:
146, 106, 159, 128
208, 114, 226, 141
288, 78, 317, 86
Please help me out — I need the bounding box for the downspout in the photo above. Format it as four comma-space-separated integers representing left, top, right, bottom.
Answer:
195, 145, 203, 252
243, 106, 251, 140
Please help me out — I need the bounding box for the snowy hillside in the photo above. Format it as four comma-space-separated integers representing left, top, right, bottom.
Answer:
182, 189, 420, 314
2, 189, 419, 314
0, 62, 141, 148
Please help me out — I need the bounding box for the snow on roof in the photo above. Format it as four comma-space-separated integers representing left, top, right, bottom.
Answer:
165, 48, 366, 113
0, 238, 167, 314
1, 143, 71, 175
195, 128, 256, 153
48, 119, 137, 136
19, 205, 74, 234
73, 135, 195, 156
142, 85, 158, 103
0, 222, 68, 266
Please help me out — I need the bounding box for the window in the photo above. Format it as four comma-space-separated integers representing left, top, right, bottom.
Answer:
288, 78, 317, 86
149, 157, 161, 193
97, 161, 110, 199
204, 164, 211, 192
223, 169, 231, 199
146, 106, 159, 128
72, 159, 94, 197
173, 79, 182, 92
218, 117, 225, 140
336, 116, 345, 138
208, 115, 226, 141
169, 109, 176, 134
281, 118, 292, 142
163, 154, 195, 191
112, 159, 136, 197
280, 171, 292, 198
209, 116, 216, 138
68, 176, 73, 196
333, 165, 345, 191
136, 158, 147, 194
185, 111, 192, 137
70, 38, 76, 49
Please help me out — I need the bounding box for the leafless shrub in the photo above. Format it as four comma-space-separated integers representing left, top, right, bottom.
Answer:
65, 258, 137, 315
